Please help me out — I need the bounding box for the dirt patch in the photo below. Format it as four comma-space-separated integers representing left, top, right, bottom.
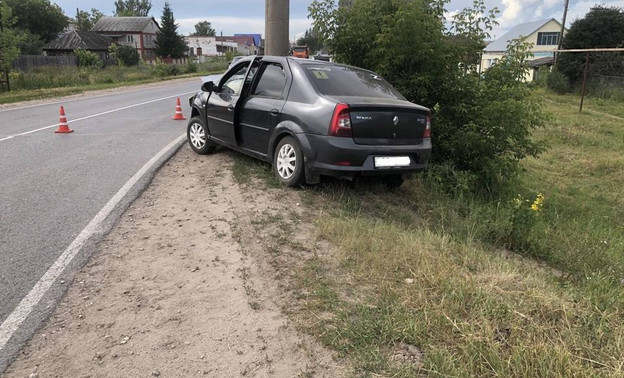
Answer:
4, 146, 345, 377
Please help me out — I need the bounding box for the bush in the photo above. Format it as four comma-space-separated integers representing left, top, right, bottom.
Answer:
183, 60, 198, 74
310, 0, 545, 194
547, 68, 572, 94
115, 45, 140, 66
74, 49, 102, 67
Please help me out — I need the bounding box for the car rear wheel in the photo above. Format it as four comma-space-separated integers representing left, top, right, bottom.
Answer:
274, 136, 305, 187
187, 116, 216, 155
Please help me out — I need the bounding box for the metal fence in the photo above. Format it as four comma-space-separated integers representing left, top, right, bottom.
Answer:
586, 74, 624, 99
12, 55, 77, 71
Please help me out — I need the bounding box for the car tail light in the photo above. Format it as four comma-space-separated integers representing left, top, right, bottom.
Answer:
329, 103, 352, 137
423, 112, 431, 138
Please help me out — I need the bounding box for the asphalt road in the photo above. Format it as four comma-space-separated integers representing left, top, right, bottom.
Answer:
0, 78, 203, 370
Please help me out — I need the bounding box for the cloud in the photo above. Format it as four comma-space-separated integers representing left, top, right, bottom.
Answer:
177, 16, 312, 41
501, 0, 540, 23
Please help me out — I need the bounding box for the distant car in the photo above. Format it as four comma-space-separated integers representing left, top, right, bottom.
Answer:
313, 54, 331, 62
187, 56, 431, 187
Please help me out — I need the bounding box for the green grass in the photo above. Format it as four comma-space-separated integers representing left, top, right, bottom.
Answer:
0, 59, 228, 104
539, 88, 624, 119
233, 90, 624, 376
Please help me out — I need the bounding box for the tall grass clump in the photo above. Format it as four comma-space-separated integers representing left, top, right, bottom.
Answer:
6, 57, 228, 93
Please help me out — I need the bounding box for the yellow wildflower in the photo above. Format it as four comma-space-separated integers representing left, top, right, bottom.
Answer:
531, 194, 545, 212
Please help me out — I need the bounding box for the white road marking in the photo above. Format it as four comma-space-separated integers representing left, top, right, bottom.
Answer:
0, 133, 186, 352
0, 79, 199, 113
0, 91, 195, 143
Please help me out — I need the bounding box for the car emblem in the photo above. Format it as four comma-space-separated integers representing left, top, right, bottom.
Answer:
393, 116, 399, 126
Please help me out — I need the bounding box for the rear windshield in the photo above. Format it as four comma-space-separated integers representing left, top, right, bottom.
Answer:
302, 64, 404, 100
293, 47, 307, 52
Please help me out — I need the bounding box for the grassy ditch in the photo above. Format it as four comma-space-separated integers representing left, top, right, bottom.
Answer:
0, 59, 228, 104
231, 91, 623, 376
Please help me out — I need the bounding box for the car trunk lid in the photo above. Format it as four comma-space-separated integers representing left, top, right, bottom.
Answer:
329, 96, 430, 145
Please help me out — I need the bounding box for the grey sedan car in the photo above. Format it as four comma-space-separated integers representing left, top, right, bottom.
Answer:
187, 56, 431, 187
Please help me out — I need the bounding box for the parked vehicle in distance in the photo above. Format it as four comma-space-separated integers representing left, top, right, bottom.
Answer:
313, 53, 331, 62
291, 45, 309, 59
187, 56, 432, 187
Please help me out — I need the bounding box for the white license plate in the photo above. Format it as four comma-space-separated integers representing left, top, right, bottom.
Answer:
374, 156, 411, 168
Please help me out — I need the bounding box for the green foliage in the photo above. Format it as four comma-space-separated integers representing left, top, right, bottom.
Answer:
3, 58, 225, 94
5, 0, 68, 44
224, 50, 236, 63
74, 49, 102, 67
0, 2, 23, 74
308, 0, 342, 46
558, 6, 624, 85
154, 2, 187, 59
115, 44, 140, 66
190, 20, 216, 37
309, 0, 544, 193
76, 8, 104, 31
547, 68, 572, 94
296, 28, 323, 53
150, 58, 180, 77
114, 0, 151, 17
507, 193, 545, 253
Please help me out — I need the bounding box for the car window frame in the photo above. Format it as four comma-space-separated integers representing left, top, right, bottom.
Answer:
218, 59, 257, 93
249, 60, 290, 100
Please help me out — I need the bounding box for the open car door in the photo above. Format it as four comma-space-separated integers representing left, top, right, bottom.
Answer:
205, 58, 259, 145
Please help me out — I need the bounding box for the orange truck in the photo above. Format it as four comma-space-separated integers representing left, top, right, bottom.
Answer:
292, 45, 310, 59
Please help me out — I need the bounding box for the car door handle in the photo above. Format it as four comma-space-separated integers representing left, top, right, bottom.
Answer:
227, 105, 235, 112
270, 109, 280, 117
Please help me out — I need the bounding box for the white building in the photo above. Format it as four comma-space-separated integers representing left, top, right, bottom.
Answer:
481, 18, 565, 81
185, 36, 218, 57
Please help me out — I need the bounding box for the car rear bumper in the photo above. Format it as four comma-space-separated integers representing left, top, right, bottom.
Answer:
302, 134, 432, 182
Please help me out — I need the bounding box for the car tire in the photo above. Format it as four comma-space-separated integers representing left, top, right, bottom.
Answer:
273, 136, 305, 187
187, 116, 216, 155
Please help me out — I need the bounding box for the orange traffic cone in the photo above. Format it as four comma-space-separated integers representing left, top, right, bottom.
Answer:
172, 97, 186, 120
55, 106, 74, 133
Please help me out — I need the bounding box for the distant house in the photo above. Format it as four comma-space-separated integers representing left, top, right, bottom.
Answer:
481, 18, 565, 81
216, 36, 260, 56
234, 34, 263, 54
43, 30, 113, 60
185, 36, 218, 58
92, 17, 160, 59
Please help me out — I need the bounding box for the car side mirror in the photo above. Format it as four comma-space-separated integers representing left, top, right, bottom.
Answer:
201, 81, 215, 93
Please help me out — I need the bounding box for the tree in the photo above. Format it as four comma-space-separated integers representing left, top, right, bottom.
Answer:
116, 44, 140, 66
5, 0, 67, 43
154, 2, 187, 59
0, 2, 24, 91
114, 0, 152, 17
309, 0, 544, 193
76, 8, 104, 31
191, 21, 216, 37
557, 5, 624, 85
295, 28, 322, 53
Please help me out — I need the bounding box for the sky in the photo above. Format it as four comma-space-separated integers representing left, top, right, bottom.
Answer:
52, 0, 624, 41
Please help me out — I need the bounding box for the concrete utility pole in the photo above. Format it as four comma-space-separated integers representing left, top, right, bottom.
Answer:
554, 0, 570, 66
265, 0, 290, 56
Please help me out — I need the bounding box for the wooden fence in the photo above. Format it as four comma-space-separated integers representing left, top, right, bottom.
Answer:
13, 55, 77, 71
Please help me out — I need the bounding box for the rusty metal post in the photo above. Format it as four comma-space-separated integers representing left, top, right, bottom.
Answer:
579, 52, 590, 113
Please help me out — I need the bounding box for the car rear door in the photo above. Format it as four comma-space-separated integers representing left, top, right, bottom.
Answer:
238, 60, 290, 157
206, 61, 255, 145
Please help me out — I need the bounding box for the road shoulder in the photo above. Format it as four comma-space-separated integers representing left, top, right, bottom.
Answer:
4, 146, 344, 377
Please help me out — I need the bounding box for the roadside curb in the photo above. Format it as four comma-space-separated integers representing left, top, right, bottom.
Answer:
0, 134, 187, 373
